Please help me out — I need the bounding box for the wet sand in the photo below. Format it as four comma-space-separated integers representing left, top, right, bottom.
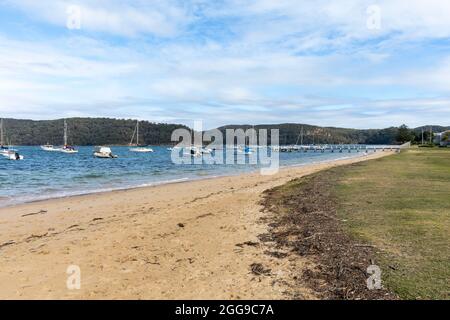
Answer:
0, 152, 392, 299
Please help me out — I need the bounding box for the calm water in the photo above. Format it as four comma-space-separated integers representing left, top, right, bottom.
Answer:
0, 146, 372, 207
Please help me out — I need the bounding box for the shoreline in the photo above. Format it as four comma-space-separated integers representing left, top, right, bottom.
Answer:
0, 151, 393, 299
0, 152, 369, 209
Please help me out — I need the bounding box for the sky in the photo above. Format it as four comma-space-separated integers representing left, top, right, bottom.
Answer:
0, 0, 449, 129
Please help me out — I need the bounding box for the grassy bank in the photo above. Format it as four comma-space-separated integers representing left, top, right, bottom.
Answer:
336, 148, 449, 299
261, 149, 449, 299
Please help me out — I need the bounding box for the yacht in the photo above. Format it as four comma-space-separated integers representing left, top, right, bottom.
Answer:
60, 120, 78, 153
129, 120, 153, 153
0, 119, 10, 155
40, 120, 78, 153
1, 119, 23, 159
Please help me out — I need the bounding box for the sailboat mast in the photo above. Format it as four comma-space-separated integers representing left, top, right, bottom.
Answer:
136, 120, 139, 146
64, 119, 68, 146
0, 119, 4, 146
301, 126, 304, 145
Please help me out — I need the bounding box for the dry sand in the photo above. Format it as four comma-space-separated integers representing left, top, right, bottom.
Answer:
0, 152, 392, 299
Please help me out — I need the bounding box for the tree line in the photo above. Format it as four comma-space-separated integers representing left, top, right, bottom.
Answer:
1, 118, 189, 146
1, 118, 448, 146
217, 124, 450, 145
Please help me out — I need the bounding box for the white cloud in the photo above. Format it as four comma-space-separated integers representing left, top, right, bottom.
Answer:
0, 1, 449, 128
5, 0, 191, 37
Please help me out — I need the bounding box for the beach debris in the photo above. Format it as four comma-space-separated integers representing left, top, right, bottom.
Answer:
143, 256, 160, 265
195, 213, 213, 219
177, 223, 185, 228
235, 241, 259, 248
250, 263, 271, 276
354, 244, 376, 248
25, 233, 48, 242
264, 250, 288, 259
0, 240, 15, 249
259, 170, 397, 300
92, 217, 103, 222
21, 210, 47, 217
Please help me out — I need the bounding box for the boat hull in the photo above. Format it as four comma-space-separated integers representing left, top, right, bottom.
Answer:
40, 146, 61, 152
2, 153, 24, 160
60, 149, 78, 154
94, 152, 117, 158
129, 147, 154, 153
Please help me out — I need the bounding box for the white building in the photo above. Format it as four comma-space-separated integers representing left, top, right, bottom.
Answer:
434, 130, 450, 147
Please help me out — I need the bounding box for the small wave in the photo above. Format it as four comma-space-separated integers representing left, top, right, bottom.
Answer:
77, 173, 104, 179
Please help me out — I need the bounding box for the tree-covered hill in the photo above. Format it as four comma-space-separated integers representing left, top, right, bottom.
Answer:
0, 118, 189, 146
216, 124, 450, 145
217, 124, 397, 145
1, 118, 448, 146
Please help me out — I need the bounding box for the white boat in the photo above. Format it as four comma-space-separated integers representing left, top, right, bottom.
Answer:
183, 146, 201, 157
130, 146, 153, 153
40, 144, 60, 152
201, 148, 213, 154
1, 119, 23, 160
60, 145, 78, 154
41, 120, 78, 153
0, 119, 4, 153
2, 150, 24, 161
60, 120, 78, 153
129, 120, 153, 153
93, 146, 117, 158
0, 119, 11, 155
236, 146, 253, 155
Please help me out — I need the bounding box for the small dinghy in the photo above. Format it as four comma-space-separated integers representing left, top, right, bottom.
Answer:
236, 146, 253, 155
201, 148, 213, 154
93, 146, 118, 158
183, 147, 201, 157
40, 144, 60, 152
2, 150, 24, 160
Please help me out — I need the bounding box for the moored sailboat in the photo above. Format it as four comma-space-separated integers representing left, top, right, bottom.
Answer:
60, 120, 78, 153
129, 120, 153, 153
40, 119, 78, 153
0, 119, 24, 160
0, 118, 7, 154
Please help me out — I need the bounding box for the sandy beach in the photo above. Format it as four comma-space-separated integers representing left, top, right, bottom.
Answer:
0, 152, 392, 299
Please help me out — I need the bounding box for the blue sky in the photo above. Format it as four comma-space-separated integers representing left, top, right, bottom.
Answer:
0, 0, 449, 129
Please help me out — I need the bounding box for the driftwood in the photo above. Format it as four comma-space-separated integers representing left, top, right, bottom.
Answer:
21, 210, 47, 217
0, 240, 15, 249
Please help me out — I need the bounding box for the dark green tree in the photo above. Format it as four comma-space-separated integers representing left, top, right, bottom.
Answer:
396, 124, 415, 143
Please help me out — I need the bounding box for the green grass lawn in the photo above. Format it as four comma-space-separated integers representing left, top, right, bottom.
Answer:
336, 148, 450, 299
